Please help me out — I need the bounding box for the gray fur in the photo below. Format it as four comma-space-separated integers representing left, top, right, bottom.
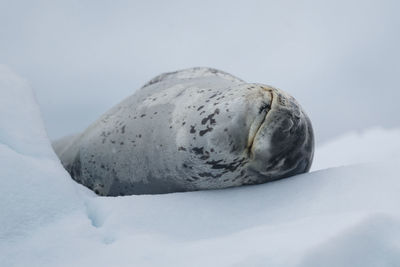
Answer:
53, 67, 314, 195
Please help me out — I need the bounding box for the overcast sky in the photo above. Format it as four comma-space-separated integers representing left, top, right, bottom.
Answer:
1, 0, 399, 144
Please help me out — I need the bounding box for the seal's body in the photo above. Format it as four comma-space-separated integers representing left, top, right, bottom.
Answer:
53, 67, 314, 195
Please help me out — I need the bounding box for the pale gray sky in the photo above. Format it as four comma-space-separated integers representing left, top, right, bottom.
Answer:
1, 0, 399, 144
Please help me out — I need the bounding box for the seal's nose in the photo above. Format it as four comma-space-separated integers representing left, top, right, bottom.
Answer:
247, 88, 314, 181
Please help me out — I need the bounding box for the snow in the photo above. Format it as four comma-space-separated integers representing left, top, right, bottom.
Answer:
0, 65, 81, 241
0, 65, 53, 158
312, 127, 400, 171
1, 67, 400, 266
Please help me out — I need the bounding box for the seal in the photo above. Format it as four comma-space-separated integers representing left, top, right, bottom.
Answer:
53, 67, 314, 195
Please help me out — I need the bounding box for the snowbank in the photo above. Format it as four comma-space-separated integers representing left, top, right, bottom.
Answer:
0, 65, 54, 158
3, 162, 400, 267
1, 66, 399, 266
0, 65, 82, 241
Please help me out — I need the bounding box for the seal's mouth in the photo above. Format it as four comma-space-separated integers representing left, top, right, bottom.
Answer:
247, 89, 273, 157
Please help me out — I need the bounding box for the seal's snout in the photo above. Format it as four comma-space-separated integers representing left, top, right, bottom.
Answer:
248, 89, 314, 182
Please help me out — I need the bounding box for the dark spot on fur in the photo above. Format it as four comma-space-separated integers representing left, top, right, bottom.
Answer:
121, 125, 126, 134
197, 105, 204, 111
178, 146, 187, 151
198, 172, 222, 178
199, 126, 213, 136
200, 154, 210, 160
190, 125, 196, 134
201, 115, 215, 125
201, 109, 219, 125
192, 147, 204, 154
200, 151, 210, 160
206, 158, 247, 172
176, 90, 185, 97
259, 101, 271, 114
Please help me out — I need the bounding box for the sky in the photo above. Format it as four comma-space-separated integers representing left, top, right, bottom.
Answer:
1, 0, 399, 144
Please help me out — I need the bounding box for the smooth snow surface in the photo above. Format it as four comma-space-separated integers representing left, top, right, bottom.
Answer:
1, 67, 400, 266
312, 127, 400, 171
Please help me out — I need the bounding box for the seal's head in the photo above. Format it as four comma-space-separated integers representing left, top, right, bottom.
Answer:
245, 85, 314, 181
201, 83, 314, 185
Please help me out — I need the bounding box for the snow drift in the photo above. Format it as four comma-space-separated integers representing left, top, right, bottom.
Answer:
0, 65, 81, 240
1, 66, 400, 267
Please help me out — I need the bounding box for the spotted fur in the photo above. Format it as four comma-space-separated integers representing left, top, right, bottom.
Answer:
53, 67, 314, 195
